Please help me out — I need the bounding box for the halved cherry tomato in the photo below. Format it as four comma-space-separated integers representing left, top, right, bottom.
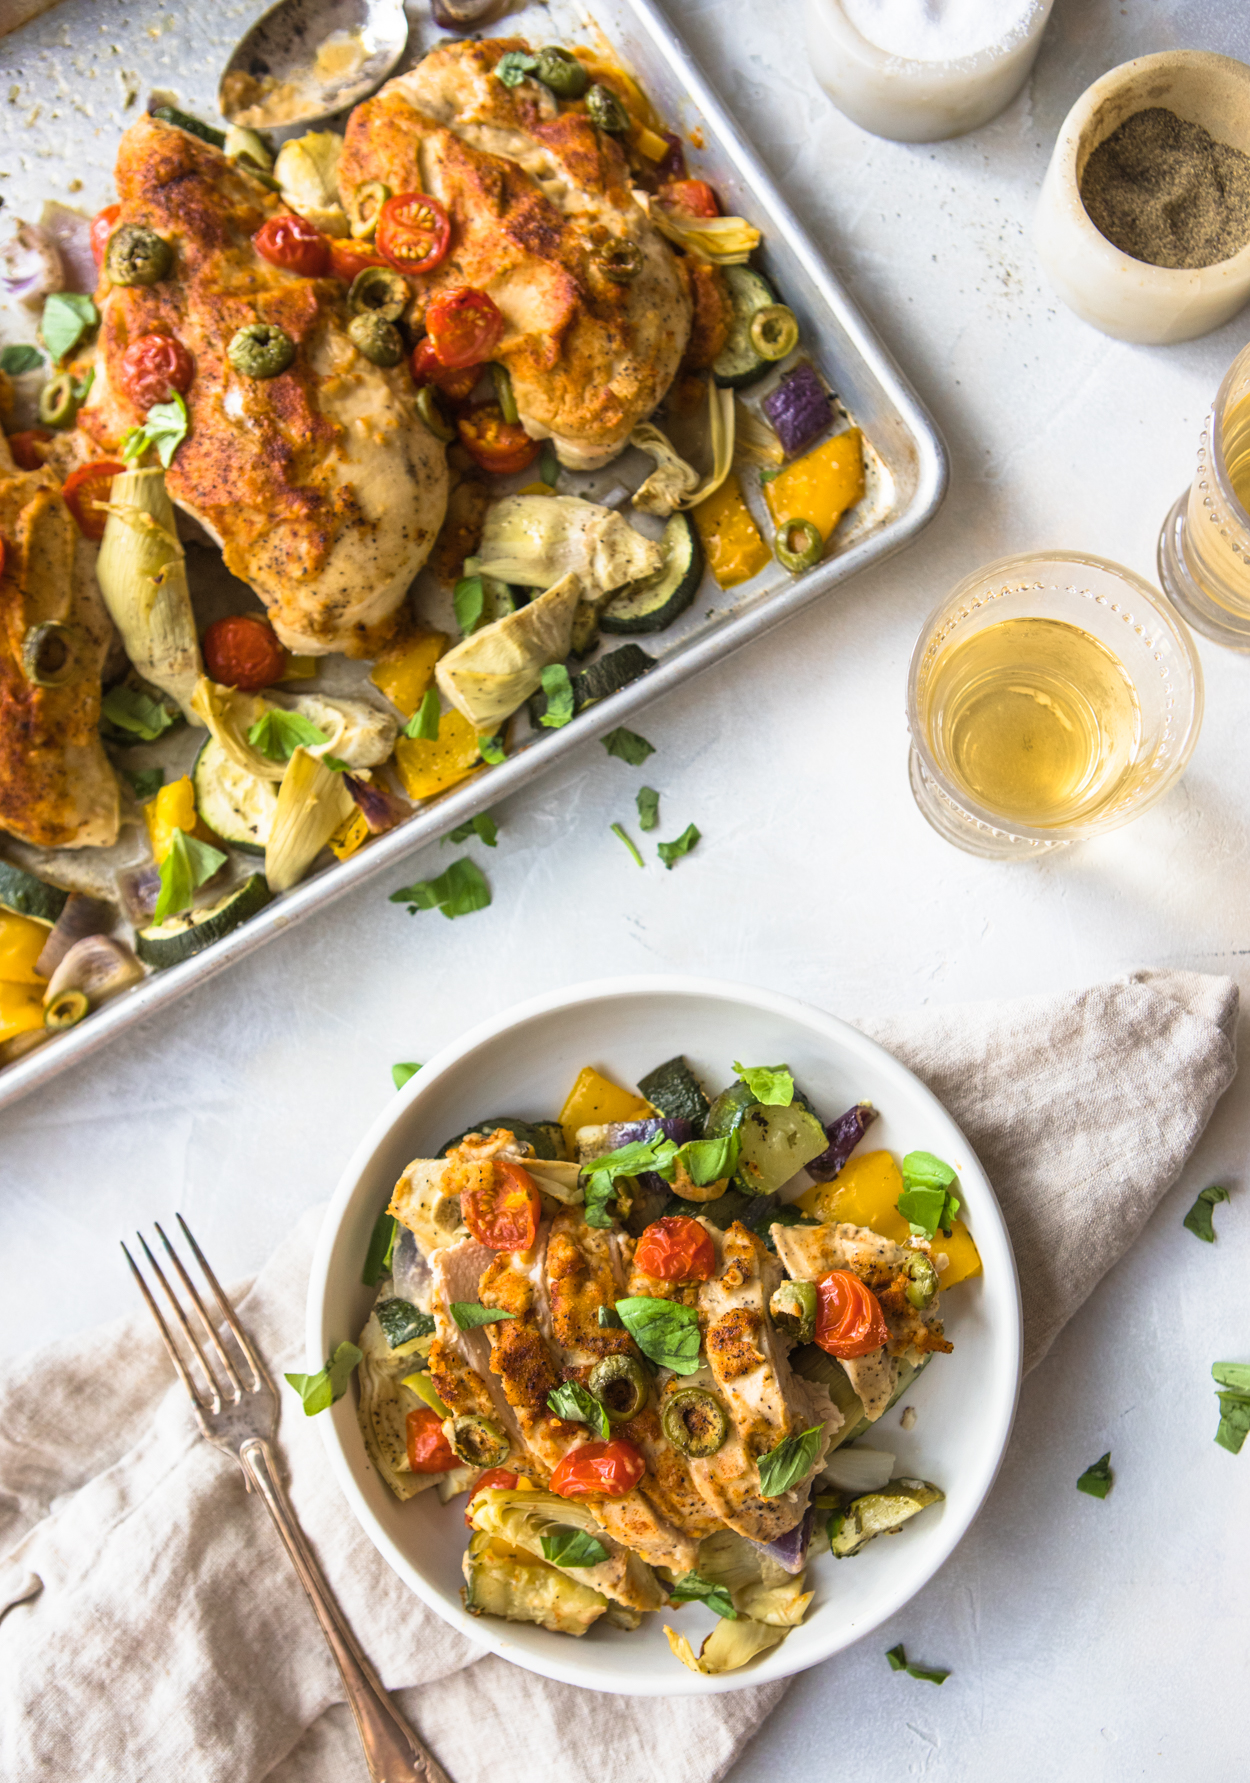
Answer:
376, 192, 452, 276
63, 460, 125, 542
0, 537, 6, 581
814, 1270, 889, 1359
7, 428, 54, 471
660, 179, 719, 219
406, 1407, 457, 1473
425, 287, 503, 370
634, 1215, 716, 1283
464, 1466, 520, 1524
550, 1438, 646, 1499
252, 213, 330, 277
202, 613, 287, 691
91, 204, 121, 269
409, 337, 482, 404
462, 1158, 541, 1252
121, 333, 194, 411
457, 403, 540, 476
329, 238, 388, 283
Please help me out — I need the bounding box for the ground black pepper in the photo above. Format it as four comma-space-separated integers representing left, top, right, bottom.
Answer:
1080, 106, 1250, 269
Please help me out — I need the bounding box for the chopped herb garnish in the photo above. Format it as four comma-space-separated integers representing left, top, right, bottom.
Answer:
756, 1425, 822, 1498
246, 707, 328, 762
668, 1571, 738, 1619
636, 786, 659, 832
361, 1212, 396, 1286
478, 732, 506, 765
1183, 1184, 1229, 1243
602, 726, 655, 765
886, 1644, 949, 1684
40, 291, 98, 362
733, 1062, 794, 1107
446, 811, 498, 847
375, 1298, 436, 1349
322, 755, 352, 772
657, 823, 700, 869
284, 1340, 362, 1416
495, 48, 540, 85
541, 1528, 609, 1568
0, 343, 43, 375
547, 1380, 610, 1439
1076, 1451, 1113, 1498
450, 1301, 517, 1330
611, 821, 644, 866
538, 442, 560, 487
405, 687, 441, 740
153, 828, 226, 924
392, 1061, 421, 1090
538, 662, 575, 728
122, 765, 164, 801
389, 857, 491, 920
453, 574, 486, 636
614, 1295, 701, 1374
1212, 1362, 1250, 1453
101, 684, 176, 740
120, 390, 189, 468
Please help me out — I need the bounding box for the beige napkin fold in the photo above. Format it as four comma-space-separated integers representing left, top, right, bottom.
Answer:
0, 968, 1236, 1783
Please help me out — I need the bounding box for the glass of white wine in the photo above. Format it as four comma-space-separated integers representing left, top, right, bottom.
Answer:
906, 552, 1203, 860
1158, 340, 1250, 649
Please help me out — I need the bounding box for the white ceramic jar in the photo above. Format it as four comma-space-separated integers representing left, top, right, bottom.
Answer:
1034, 50, 1250, 345
803, 0, 1054, 143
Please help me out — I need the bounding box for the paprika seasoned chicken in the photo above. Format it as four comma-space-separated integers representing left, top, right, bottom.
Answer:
80, 115, 448, 657
339, 38, 693, 470
0, 436, 118, 849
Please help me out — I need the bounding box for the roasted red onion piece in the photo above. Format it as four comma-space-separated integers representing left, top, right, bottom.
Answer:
39, 200, 98, 296
762, 362, 833, 459
0, 219, 64, 308
34, 892, 113, 981
806, 1103, 878, 1182
43, 934, 143, 1008
344, 773, 407, 836
115, 862, 161, 924
656, 131, 688, 184
748, 1504, 814, 1575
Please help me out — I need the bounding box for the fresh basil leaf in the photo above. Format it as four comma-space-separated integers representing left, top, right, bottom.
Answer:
582, 1171, 619, 1229
392, 1061, 421, 1090
446, 811, 497, 847
756, 1425, 822, 1498
611, 821, 643, 866
361, 1212, 396, 1286
40, 291, 98, 362
120, 390, 189, 468
322, 755, 352, 773
668, 1571, 738, 1619
657, 823, 700, 869
538, 442, 560, 486
886, 1644, 908, 1671
153, 828, 226, 924
614, 1295, 701, 1374
538, 662, 574, 728
896, 1183, 960, 1241
1183, 1184, 1229, 1243
1213, 1361, 1250, 1391
759, 466, 782, 485
246, 707, 328, 762
389, 856, 491, 920
636, 786, 659, 832
101, 684, 176, 740
478, 732, 506, 764
902, 1150, 957, 1189
1215, 1391, 1250, 1454
547, 1380, 610, 1440
676, 1131, 741, 1188
602, 726, 655, 766
732, 1062, 794, 1107
451, 1301, 517, 1330
597, 1304, 623, 1328
405, 686, 441, 740
541, 1527, 610, 1568
885, 1643, 948, 1683
376, 1298, 436, 1349
284, 1340, 362, 1416
122, 765, 164, 801
496, 48, 540, 85
454, 574, 485, 636
1076, 1451, 1113, 1499
0, 343, 43, 375
587, 1136, 679, 1181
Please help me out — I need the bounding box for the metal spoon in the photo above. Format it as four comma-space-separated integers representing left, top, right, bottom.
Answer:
219, 0, 408, 132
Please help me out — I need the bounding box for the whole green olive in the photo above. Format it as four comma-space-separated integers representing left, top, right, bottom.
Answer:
348, 264, 408, 323
903, 1251, 939, 1310
585, 84, 629, 136
227, 321, 295, 379
38, 372, 79, 428
347, 311, 403, 368
104, 224, 173, 288
535, 46, 589, 99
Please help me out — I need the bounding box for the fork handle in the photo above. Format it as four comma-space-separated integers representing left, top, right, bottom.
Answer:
240, 1437, 454, 1783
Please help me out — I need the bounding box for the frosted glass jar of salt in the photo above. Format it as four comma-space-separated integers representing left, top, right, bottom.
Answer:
804, 0, 1054, 142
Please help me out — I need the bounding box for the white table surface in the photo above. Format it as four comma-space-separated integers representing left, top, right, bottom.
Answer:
3, 0, 1249, 1776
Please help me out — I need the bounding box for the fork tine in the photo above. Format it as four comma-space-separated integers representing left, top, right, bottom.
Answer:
154, 1221, 244, 1398
176, 1213, 267, 1391
122, 1242, 210, 1413
137, 1232, 223, 1414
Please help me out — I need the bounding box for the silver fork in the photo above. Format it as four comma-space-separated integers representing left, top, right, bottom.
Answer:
124, 1215, 453, 1783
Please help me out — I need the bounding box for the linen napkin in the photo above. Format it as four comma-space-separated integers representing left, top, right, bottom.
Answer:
0, 967, 1236, 1783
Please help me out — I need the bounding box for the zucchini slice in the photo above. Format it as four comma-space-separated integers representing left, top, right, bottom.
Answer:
528, 645, 656, 729
638, 1054, 710, 1130
704, 1078, 829, 1197
712, 266, 780, 390
0, 860, 68, 925
135, 873, 272, 969
192, 736, 278, 856
600, 513, 703, 636
148, 104, 226, 149
440, 1117, 564, 1160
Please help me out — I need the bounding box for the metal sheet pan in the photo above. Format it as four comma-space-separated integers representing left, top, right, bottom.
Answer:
0, 0, 946, 1114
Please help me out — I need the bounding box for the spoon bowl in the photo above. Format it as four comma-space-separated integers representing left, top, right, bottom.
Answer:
219, 0, 408, 132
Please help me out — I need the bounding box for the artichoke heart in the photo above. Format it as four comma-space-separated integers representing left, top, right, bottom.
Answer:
96, 469, 204, 722
462, 1532, 608, 1636
264, 745, 354, 892
664, 1616, 791, 1675
388, 1158, 466, 1258
477, 496, 662, 591
469, 1486, 665, 1614
192, 677, 284, 781
355, 1310, 443, 1503
289, 693, 397, 768
694, 1526, 813, 1625
435, 569, 584, 732
274, 131, 348, 236
631, 385, 734, 516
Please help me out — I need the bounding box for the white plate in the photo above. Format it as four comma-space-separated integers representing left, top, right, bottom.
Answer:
307, 976, 1021, 1696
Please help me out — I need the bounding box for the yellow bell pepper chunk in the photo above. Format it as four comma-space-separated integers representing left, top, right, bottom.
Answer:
370, 629, 449, 720
0, 979, 45, 1043
692, 473, 771, 589
393, 708, 484, 801
0, 911, 50, 985
145, 775, 205, 865
329, 806, 371, 861
559, 1066, 653, 1158
764, 428, 865, 542
793, 1148, 982, 1290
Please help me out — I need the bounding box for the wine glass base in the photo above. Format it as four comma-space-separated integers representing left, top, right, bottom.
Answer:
908, 748, 1071, 861
1157, 488, 1250, 651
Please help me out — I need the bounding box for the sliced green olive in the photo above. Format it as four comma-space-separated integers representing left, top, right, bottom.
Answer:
774, 518, 823, 574
534, 46, 589, 99
662, 1387, 729, 1458
749, 304, 800, 362
449, 1412, 510, 1468
348, 264, 408, 322
38, 372, 79, 428
228, 322, 294, 379
21, 621, 80, 687
903, 1251, 938, 1310
490, 362, 519, 425
347, 311, 403, 368
45, 988, 89, 1030
599, 239, 642, 283
415, 384, 454, 442
586, 84, 629, 135
770, 1279, 817, 1343
104, 224, 172, 288
589, 1352, 649, 1423
349, 178, 392, 240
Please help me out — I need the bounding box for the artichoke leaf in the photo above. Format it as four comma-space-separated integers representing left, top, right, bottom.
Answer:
289, 692, 397, 767
732, 399, 786, 467
264, 745, 354, 892
477, 496, 662, 591
664, 1616, 790, 1675
191, 676, 284, 781
274, 131, 348, 237
631, 385, 734, 515
636, 193, 761, 265
435, 570, 583, 731
96, 468, 204, 722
